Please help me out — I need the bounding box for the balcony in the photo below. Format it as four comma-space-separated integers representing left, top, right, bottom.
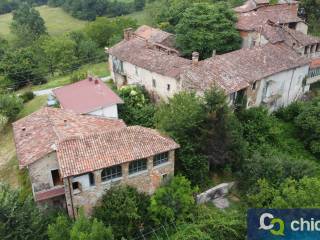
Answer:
307, 67, 320, 85
34, 186, 65, 202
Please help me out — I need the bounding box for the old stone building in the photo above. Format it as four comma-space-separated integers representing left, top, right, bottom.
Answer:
13, 107, 179, 217
107, 1, 320, 111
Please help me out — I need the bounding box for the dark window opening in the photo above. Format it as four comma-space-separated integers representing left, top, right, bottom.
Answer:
89, 173, 95, 186
167, 84, 171, 91
101, 165, 122, 182
152, 79, 156, 88
252, 82, 257, 90
129, 159, 147, 174
288, 22, 297, 29
72, 182, 79, 190
51, 169, 62, 186
153, 152, 169, 166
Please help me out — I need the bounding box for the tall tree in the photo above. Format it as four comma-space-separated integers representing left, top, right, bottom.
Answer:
175, 2, 241, 59
10, 2, 47, 46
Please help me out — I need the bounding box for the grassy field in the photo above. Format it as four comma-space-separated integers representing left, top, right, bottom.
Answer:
0, 5, 87, 40
0, 95, 47, 187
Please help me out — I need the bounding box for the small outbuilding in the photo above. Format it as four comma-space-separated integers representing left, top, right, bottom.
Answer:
53, 77, 123, 119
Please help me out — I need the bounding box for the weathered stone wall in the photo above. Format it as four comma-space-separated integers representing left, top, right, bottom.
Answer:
29, 152, 60, 193
65, 150, 175, 217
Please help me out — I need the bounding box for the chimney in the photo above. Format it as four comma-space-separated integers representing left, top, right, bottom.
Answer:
212, 50, 216, 58
88, 76, 93, 81
192, 52, 199, 66
124, 28, 134, 41
94, 79, 99, 84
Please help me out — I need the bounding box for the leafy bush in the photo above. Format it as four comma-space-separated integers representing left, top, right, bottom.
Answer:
294, 98, 320, 157
248, 177, 320, 208
48, 212, 114, 240
93, 185, 150, 239
118, 85, 155, 127
0, 184, 54, 240
149, 175, 197, 224
237, 107, 280, 147
70, 70, 87, 83
0, 93, 23, 121
274, 101, 304, 121
239, 151, 319, 192
20, 91, 35, 103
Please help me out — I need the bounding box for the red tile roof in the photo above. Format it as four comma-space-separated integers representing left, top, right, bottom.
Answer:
236, 3, 303, 31
182, 43, 309, 94
135, 25, 175, 48
310, 58, 320, 69
57, 126, 180, 177
13, 107, 126, 168
53, 78, 123, 114
35, 186, 65, 201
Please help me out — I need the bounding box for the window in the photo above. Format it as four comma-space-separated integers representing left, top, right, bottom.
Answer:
51, 169, 62, 186
262, 81, 270, 99
230, 92, 237, 104
162, 174, 168, 182
167, 84, 171, 91
72, 182, 79, 190
152, 79, 156, 88
135, 66, 139, 76
101, 165, 122, 182
153, 152, 169, 166
89, 173, 95, 186
129, 159, 147, 174
252, 82, 257, 90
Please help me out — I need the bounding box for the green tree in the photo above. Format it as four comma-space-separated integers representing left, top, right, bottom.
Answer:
0, 184, 53, 240
85, 17, 137, 48
295, 98, 320, 157
300, 0, 320, 35
239, 151, 319, 192
248, 177, 320, 208
134, 0, 145, 11
48, 213, 114, 240
0, 47, 45, 89
149, 175, 197, 224
93, 185, 150, 239
118, 85, 155, 127
11, 2, 47, 46
40, 35, 77, 75
0, 93, 23, 121
175, 2, 241, 59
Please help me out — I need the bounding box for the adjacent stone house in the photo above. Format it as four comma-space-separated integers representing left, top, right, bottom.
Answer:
13, 107, 179, 217
108, 2, 319, 111
53, 78, 123, 119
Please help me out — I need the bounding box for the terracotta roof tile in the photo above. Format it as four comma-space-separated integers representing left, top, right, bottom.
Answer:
35, 186, 65, 201
182, 43, 309, 94
13, 107, 126, 168
135, 25, 175, 48
237, 3, 303, 31
310, 58, 320, 69
53, 78, 123, 114
57, 126, 180, 177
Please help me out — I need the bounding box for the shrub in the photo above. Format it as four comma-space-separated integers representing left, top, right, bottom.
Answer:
0, 93, 23, 121
0, 114, 8, 132
237, 107, 280, 147
70, 71, 87, 83
20, 91, 35, 103
149, 175, 197, 224
239, 151, 319, 192
93, 185, 150, 239
274, 101, 304, 121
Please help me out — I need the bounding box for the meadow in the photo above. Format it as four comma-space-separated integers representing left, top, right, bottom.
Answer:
0, 5, 87, 40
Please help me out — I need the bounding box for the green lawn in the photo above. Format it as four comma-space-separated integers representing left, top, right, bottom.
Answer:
0, 5, 87, 40
0, 95, 47, 187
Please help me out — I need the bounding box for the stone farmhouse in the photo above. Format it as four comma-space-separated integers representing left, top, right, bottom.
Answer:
53, 77, 123, 119
107, 1, 320, 110
13, 107, 179, 217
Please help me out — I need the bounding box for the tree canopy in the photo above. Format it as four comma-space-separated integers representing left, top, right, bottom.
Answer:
175, 2, 241, 59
